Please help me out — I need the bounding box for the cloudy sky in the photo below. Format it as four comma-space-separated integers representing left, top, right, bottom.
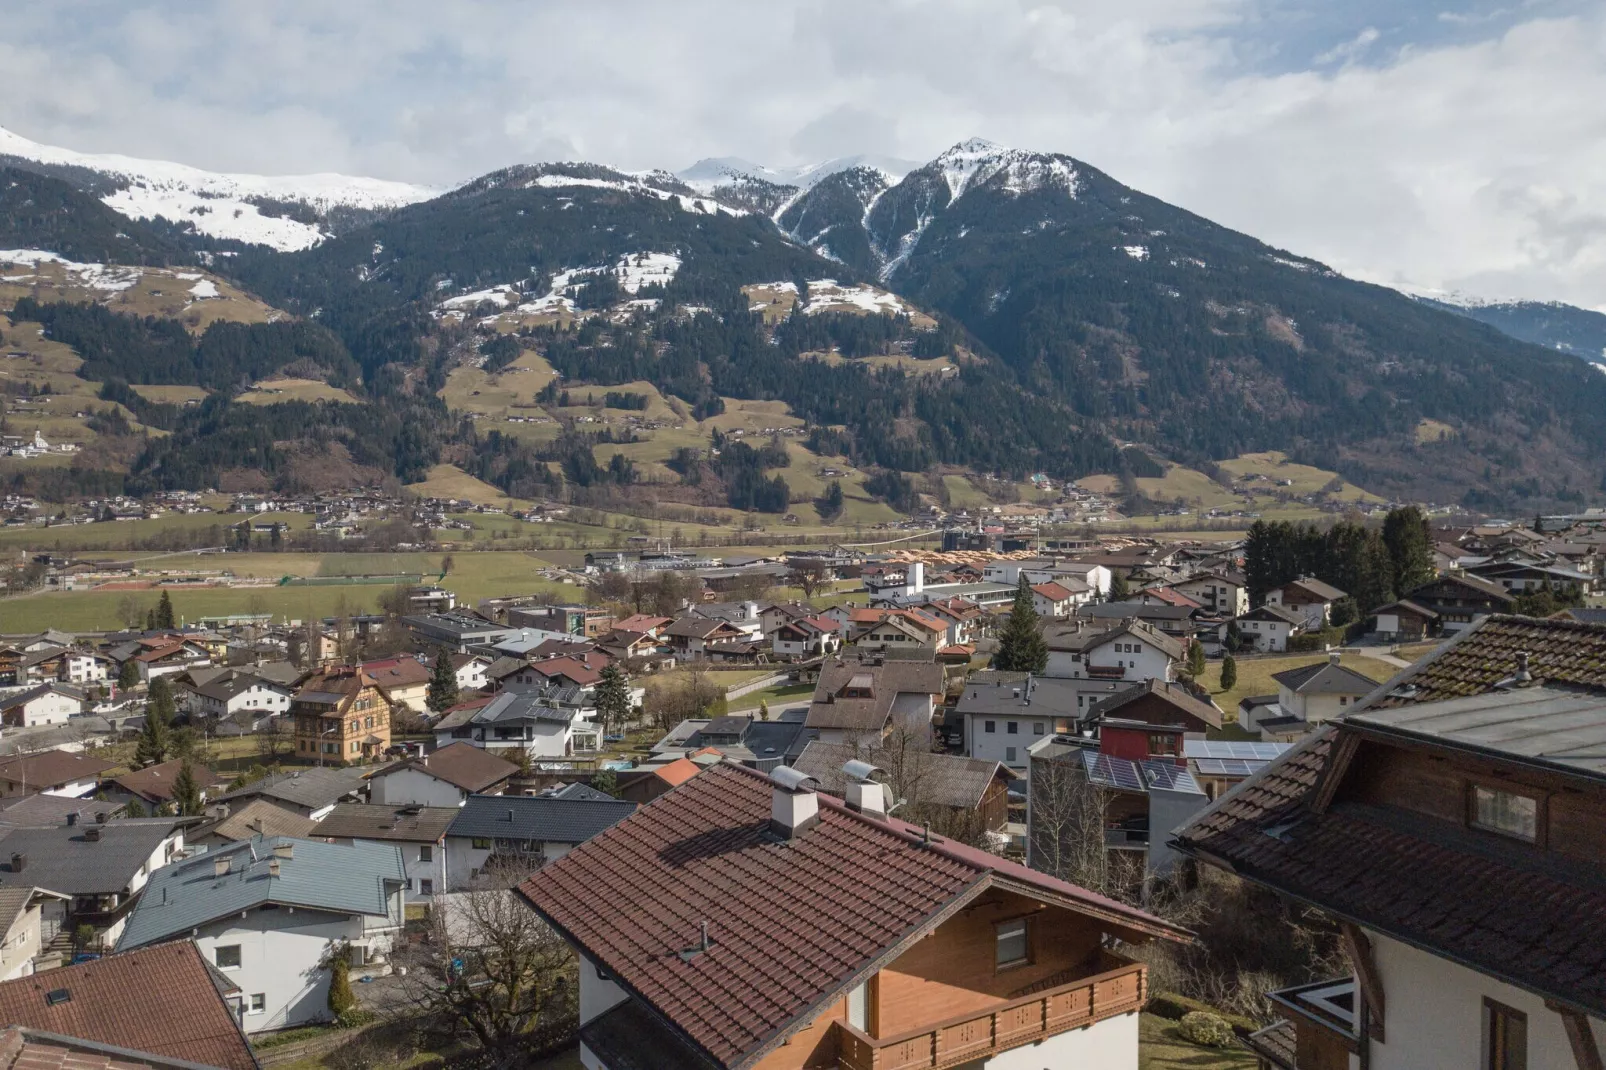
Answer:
4, 0, 1604, 306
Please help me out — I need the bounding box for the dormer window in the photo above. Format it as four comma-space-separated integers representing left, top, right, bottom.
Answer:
1470, 784, 1539, 843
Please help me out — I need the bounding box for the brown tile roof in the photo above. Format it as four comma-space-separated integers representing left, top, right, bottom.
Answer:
0, 1026, 218, 1070
361, 657, 431, 689
108, 759, 194, 804
1086, 678, 1224, 730
518, 762, 1185, 1068
313, 802, 457, 843
198, 798, 317, 843
805, 658, 944, 733
1361, 613, 1606, 708
0, 942, 256, 1069
383, 741, 517, 793
0, 751, 114, 790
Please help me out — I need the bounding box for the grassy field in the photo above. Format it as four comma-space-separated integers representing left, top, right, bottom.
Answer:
0, 260, 278, 332
405, 464, 528, 508
726, 681, 812, 712
1136, 465, 1240, 511
0, 511, 316, 551
131, 384, 211, 404
236, 377, 361, 406
1199, 651, 1386, 718
1140, 1014, 1256, 1070
1218, 451, 1383, 503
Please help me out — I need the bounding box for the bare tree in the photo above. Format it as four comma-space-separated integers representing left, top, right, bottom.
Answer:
1027, 749, 1143, 899
392, 864, 577, 1057
788, 561, 829, 604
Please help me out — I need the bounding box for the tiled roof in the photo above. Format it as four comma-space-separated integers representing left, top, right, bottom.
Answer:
1271, 660, 1380, 696
0, 820, 182, 896
1085, 678, 1224, 730
1278, 577, 1346, 602
446, 794, 635, 843
362, 657, 431, 689
0, 942, 257, 1069
518, 762, 1186, 1068
0, 751, 113, 788
381, 741, 517, 792
1361, 613, 1606, 708
119, 836, 405, 950
213, 766, 370, 812
109, 759, 192, 803
1030, 581, 1075, 601
805, 658, 944, 733
196, 798, 317, 843
577, 999, 718, 1070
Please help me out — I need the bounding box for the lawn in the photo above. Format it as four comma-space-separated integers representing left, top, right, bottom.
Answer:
0, 511, 315, 551
236, 377, 360, 406
1198, 651, 1385, 721
726, 682, 812, 712
1140, 1013, 1256, 1070
405, 464, 529, 508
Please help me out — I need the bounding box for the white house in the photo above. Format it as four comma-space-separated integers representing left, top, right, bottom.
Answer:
432, 692, 599, 757
450, 653, 491, 692
1043, 620, 1183, 684
1030, 581, 1078, 619
116, 837, 406, 1033
0, 751, 114, 799
443, 794, 634, 889
1223, 603, 1305, 653
1170, 571, 1249, 618
62, 652, 112, 685
955, 674, 1086, 769
189, 672, 294, 721
0, 684, 79, 727
0, 887, 68, 980
769, 616, 842, 660
313, 803, 456, 902
369, 742, 519, 807
1265, 576, 1347, 630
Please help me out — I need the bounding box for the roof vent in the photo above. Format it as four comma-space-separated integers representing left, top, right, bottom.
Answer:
66, 813, 77, 827
1513, 651, 1533, 686
214, 856, 231, 877
9, 853, 23, 873
842, 760, 887, 816
677, 920, 714, 962
83, 827, 100, 842
768, 766, 820, 840
269, 859, 281, 877
273, 842, 294, 860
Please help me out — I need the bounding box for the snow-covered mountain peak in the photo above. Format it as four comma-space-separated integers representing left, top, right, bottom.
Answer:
933, 138, 1078, 201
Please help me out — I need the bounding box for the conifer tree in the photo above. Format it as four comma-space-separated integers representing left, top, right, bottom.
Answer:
995, 577, 1048, 673
135, 707, 169, 767
327, 952, 357, 1022
117, 659, 139, 690
1107, 571, 1130, 602
172, 761, 203, 816
593, 663, 631, 736
155, 591, 176, 630
426, 647, 460, 713
1220, 653, 1238, 693
1186, 640, 1206, 678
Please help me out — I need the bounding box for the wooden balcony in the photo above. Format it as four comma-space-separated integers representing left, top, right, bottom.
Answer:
836, 956, 1146, 1070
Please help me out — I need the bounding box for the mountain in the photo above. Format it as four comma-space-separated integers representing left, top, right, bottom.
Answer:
1421, 297, 1606, 366
1, 166, 192, 265
7, 128, 1606, 512
0, 125, 436, 252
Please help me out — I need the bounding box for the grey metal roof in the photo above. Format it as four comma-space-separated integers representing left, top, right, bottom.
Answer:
1272, 660, 1381, 695
0, 819, 183, 895
955, 674, 1083, 718
547, 783, 617, 802
313, 803, 458, 843
213, 765, 370, 812
118, 835, 405, 950
1347, 685, 1606, 780
472, 691, 580, 726
446, 794, 635, 844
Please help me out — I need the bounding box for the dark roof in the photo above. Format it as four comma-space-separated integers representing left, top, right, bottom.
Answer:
578, 999, 718, 1070
193, 673, 290, 703
0, 942, 257, 1070
1408, 570, 1516, 605
1371, 598, 1439, 620
446, 794, 635, 844
313, 803, 459, 843
109, 759, 193, 803
954, 674, 1084, 719
664, 617, 733, 639
0, 795, 119, 830
1085, 678, 1224, 730
1240, 603, 1305, 626
517, 762, 1186, 1068
547, 783, 617, 802
212, 765, 369, 812
1361, 614, 1606, 708
1242, 1021, 1297, 1069
1558, 607, 1606, 626
805, 658, 944, 733
0, 683, 76, 713
0, 751, 114, 788
1173, 726, 1606, 1017
1271, 660, 1380, 696
1278, 576, 1346, 602
792, 742, 1007, 810
0, 819, 182, 895
381, 742, 517, 793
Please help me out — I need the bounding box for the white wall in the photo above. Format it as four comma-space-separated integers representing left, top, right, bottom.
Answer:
982, 1008, 1138, 1070
445, 835, 567, 889
966, 712, 1058, 769
195, 909, 370, 1033
370, 767, 468, 808
1086, 638, 1173, 682
14, 692, 78, 726
579, 954, 628, 1026
1367, 932, 1605, 1070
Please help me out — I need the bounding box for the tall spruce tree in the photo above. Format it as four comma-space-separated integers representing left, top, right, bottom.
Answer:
593, 663, 631, 736
1186, 640, 1207, 678
995, 577, 1048, 673
1382, 505, 1436, 596
1220, 653, 1238, 693
172, 761, 203, 816
426, 646, 460, 713
155, 590, 176, 630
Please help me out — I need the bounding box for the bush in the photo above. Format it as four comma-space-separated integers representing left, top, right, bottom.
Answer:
1177, 1011, 1238, 1047
1148, 992, 1258, 1034
1286, 633, 1326, 652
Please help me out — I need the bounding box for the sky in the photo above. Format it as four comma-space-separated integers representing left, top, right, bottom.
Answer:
3, 0, 1604, 307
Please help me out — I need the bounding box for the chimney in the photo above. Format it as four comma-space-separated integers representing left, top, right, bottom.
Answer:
1514, 651, 1533, 686
9, 853, 23, 873
768, 766, 820, 840
910, 562, 924, 595
66, 812, 77, 827
214, 856, 231, 877
842, 760, 887, 816
269, 859, 281, 877
1328, 651, 1342, 666
273, 842, 294, 860
83, 827, 100, 842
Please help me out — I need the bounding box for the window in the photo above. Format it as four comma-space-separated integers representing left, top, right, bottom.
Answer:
1005, 747, 1017, 763
984, 720, 996, 733
1483, 999, 1526, 1070
1148, 733, 1173, 756
472, 837, 492, 850
215, 945, 241, 969
1033, 722, 1045, 735
248, 993, 265, 1014
418, 845, 433, 862
996, 918, 1029, 968
419, 878, 434, 895
1471, 786, 1538, 843
1007, 721, 1018, 735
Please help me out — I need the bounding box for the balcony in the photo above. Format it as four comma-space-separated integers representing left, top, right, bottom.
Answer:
1104, 826, 1150, 849
837, 956, 1146, 1070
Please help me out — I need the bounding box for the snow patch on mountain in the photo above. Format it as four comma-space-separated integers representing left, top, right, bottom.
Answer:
434, 252, 681, 323
0, 125, 437, 252
935, 138, 1079, 201
1, 248, 143, 292
524, 173, 742, 216
678, 153, 917, 193
801, 279, 912, 317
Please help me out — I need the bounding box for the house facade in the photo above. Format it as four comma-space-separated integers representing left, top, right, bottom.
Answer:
0, 684, 78, 727
291, 667, 393, 765
443, 794, 634, 888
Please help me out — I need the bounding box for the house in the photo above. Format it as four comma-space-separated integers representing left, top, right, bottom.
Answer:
1399, 571, 1518, 635
116, 836, 406, 1034
594, 628, 661, 661
650, 714, 814, 772
1177, 614, 1606, 1070
0, 683, 78, 728
914, 596, 990, 644
848, 608, 948, 653
769, 615, 843, 660
1182, 738, 1292, 801
188, 797, 318, 851
313, 803, 456, 902
1464, 559, 1591, 598
803, 656, 946, 745
956, 674, 1086, 769
369, 741, 518, 806
360, 656, 432, 713
210, 765, 371, 820
402, 611, 517, 652
0, 817, 187, 950
0, 887, 68, 979
102, 758, 214, 812
1262, 653, 1380, 729
1170, 569, 1249, 617
290, 666, 392, 765
1078, 600, 1201, 640
186, 670, 293, 721
793, 740, 1014, 833
431, 691, 598, 757
506, 603, 614, 637
0, 752, 113, 799
60, 650, 113, 685
1266, 576, 1347, 629
662, 615, 751, 658
1028, 722, 1208, 877
129, 638, 212, 683
1044, 618, 1185, 682
1030, 581, 1078, 618
0, 940, 258, 1069
1224, 603, 1306, 653
609, 614, 673, 638
443, 793, 635, 888
1083, 677, 1224, 734
518, 761, 1188, 1070
446, 652, 491, 692
614, 756, 707, 804
1370, 598, 1440, 641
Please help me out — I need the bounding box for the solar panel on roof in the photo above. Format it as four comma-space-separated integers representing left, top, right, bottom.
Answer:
1193, 758, 1264, 778
1081, 751, 1145, 792
1184, 740, 1287, 761
1141, 761, 1195, 791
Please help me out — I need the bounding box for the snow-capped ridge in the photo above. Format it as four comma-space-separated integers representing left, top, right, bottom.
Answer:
933, 138, 1079, 201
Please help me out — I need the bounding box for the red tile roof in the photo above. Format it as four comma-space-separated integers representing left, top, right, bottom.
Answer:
529, 655, 604, 686
652, 758, 702, 787
517, 762, 1185, 1068
1030, 581, 1075, 601
0, 942, 256, 1069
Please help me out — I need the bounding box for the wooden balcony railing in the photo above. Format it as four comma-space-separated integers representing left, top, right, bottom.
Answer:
836, 957, 1146, 1070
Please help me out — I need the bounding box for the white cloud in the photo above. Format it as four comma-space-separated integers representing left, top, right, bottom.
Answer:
1, 1, 1602, 307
